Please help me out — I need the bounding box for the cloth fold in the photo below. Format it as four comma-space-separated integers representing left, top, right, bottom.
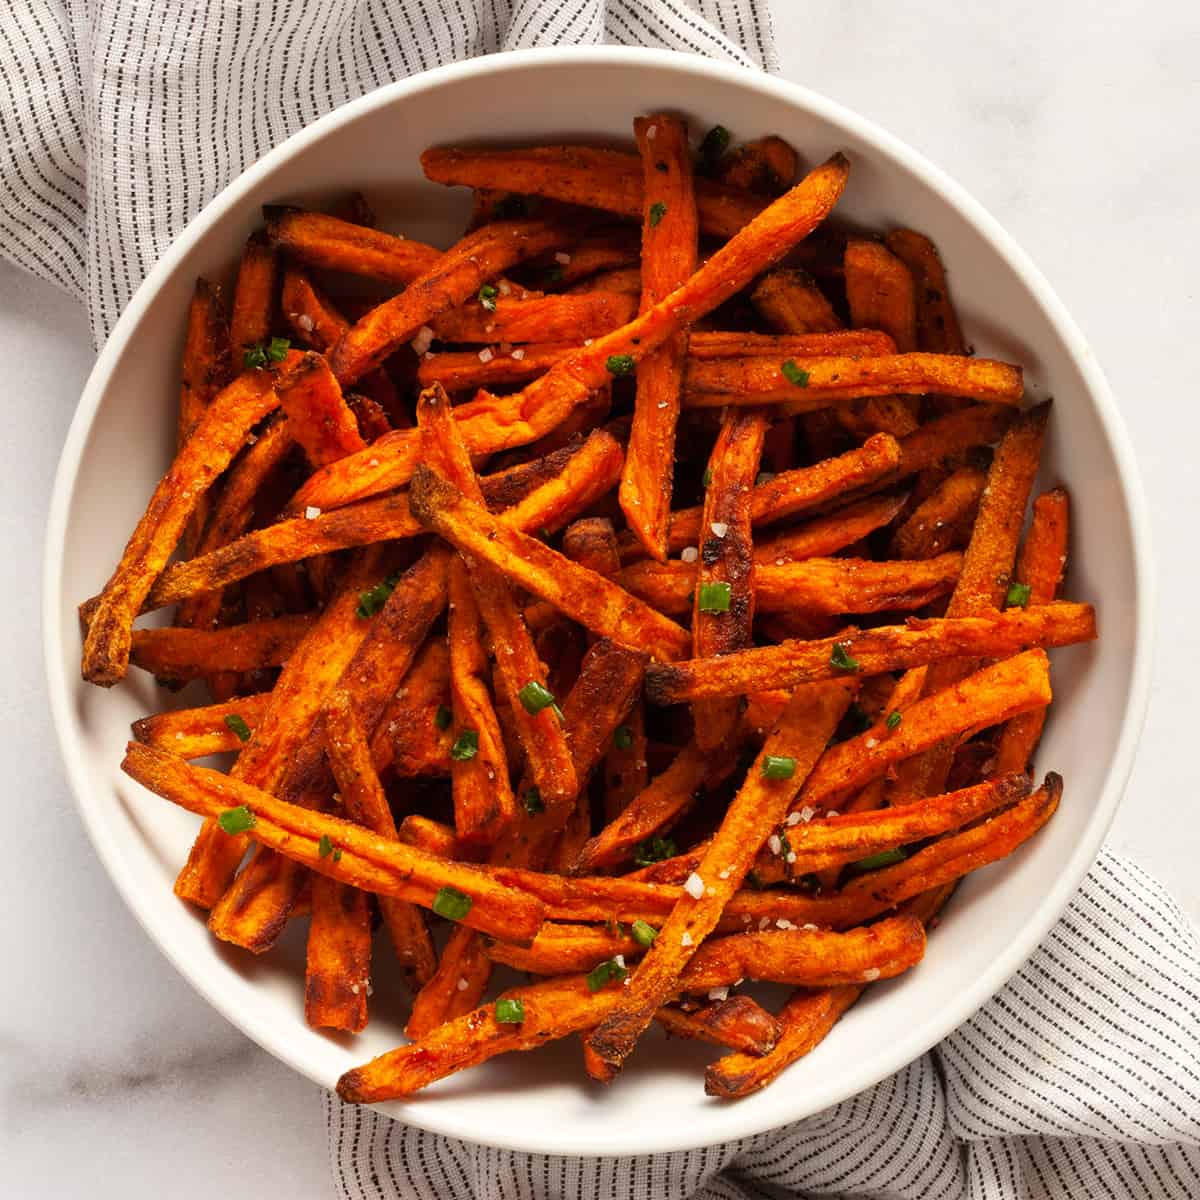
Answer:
3, 2, 1197, 1197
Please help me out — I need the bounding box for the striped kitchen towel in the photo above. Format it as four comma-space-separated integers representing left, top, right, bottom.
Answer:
2, 3, 1197, 1198
328, 851, 1200, 1199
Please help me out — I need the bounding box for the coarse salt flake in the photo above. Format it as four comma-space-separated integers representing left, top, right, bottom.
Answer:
785, 811, 802, 826
411, 326, 435, 355
863, 968, 881, 981
646, 124, 658, 140
708, 986, 730, 1002
680, 546, 699, 563
456, 978, 469, 991
799, 806, 815, 823
554, 251, 571, 264
304, 506, 321, 520
767, 834, 782, 856
718, 866, 732, 879
776, 918, 794, 930
786, 852, 797, 864
802, 924, 819, 931
680, 931, 693, 946
478, 347, 495, 363
614, 954, 626, 969
710, 521, 729, 538
865, 737, 878, 749
511, 347, 526, 360
498, 280, 512, 295
684, 872, 705, 899
758, 917, 770, 930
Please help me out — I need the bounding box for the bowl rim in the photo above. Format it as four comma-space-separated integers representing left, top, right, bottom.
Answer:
43, 44, 1155, 1156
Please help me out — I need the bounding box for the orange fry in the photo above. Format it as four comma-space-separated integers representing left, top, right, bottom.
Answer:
229, 230, 279, 354
131, 692, 272, 759
431, 291, 636, 343
885, 229, 966, 355
128, 613, 315, 679
274, 351, 365, 467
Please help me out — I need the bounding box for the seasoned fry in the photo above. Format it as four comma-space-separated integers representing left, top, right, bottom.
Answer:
132, 692, 272, 758
274, 351, 365, 467
329, 219, 574, 385
892, 404, 1014, 478
421, 143, 769, 238
128, 613, 315, 678
325, 690, 437, 992
656, 997, 781, 1057
751, 268, 841, 333
797, 650, 1052, 811
562, 518, 622, 578
619, 114, 698, 561
718, 136, 798, 195
370, 639, 453, 779
431, 291, 636, 343
397, 814, 480, 861
410, 466, 691, 662
995, 488, 1070, 775
305, 871, 372, 1032
890, 464, 987, 559
229, 230, 280, 354
291, 154, 850, 512
81, 368, 283, 685
683, 353, 1023, 410
265, 205, 442, 285
539, 225, 641, 285
620, 553, 961, 619
124, 743, 547, 942
844, 239, 917, 352
645, 603, 1095, 704
688, 329, 893, 360
407, 925, 495, 1037
582, 680, 854, 1081
603, 699, 648, 822
752, 493, 910, 565
885, 229, 966, 355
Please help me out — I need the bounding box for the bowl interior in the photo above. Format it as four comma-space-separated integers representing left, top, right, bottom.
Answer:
45, 49, 1148, 1156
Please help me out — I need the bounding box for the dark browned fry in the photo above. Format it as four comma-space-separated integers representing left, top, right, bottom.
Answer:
229, 230, 279, 354
885, 229, 967, 355
128, 613, 315, 678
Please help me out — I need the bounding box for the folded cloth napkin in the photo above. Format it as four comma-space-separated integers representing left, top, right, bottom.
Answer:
3, 4, 1197, 1198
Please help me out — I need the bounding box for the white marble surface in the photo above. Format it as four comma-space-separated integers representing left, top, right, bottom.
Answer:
2, 4, 1197, 1195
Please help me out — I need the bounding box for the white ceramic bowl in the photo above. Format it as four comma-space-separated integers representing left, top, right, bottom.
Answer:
43, 47, 1152, 1156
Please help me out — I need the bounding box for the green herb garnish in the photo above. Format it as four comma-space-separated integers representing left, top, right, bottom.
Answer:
450, 730, 479, 761
478, 284, 498, 312
518, 680, 558, 715
432, 886, 473, 921
242, 344, 268, 369
702, 466, 713, 488
218, 805, 256, 835
318, 834, 334, 858
613, 725, 634, 750
223, 714, 252, 743
699, 124, 731, 163
781, 360, 810, 388
495, 997, 525, 1024
633, 835, 676, 867
886, 710, 902, 730
697, 581, 732, 614
522, 787, 544, 815
586, 957, 628, 993
648, 202, 667, 227
356, 570, 402, 618
849, 848, 908, 874
434, 704, 452, 731
1006, 581, 1032, 608
266, 336, 291, 362
332, 848, 342, 862
631, 920, 658, 948
830, 642, 860, 672
605, 354, 636, 376
761, 755, 796, 781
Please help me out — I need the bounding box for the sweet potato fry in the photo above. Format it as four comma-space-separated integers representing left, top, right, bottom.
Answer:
574, 739, 739, 874
281, 266, 350, 352
691, 406, 767, 747
305, 871, 372, 1032
369, 639, 452, 779
128, 612, 315, 678
265, 205, 442, 285
562, 518, 622, 578
890, 464, 987, 559
325, 690, 437, 992
410, 467, 691, 662
995, 488, 1070, 775
446, 559, 516, 843
657, 997, 781, 1057
329, 219, 574, 386
539, 225, 641, 285
407, 925, 495, 1038
486, 922, 640, 974
420, 143, 769, 239
416, 341, 572, 391
431, 291, 636, 344
291, 154, 850, 511
619, 114, 698, 562
892, 404, 1013, 478
884, 229, 966, 355
752, 493, 910, 565
582, 680, 854, 1080
81, 367, 282, 685
131, 692, 271, 758
603, 699, 648, 822
229, 230, 279, 354
338, 917, 921, 1101
569, 265, 641, 296
683, 353, 1022, 411
397, 814, 480, 861
689, 329, 892, 360
751, 268, 842, 333
418, 385, 576, 812
274, 351, 365, 467
122, 743, 547, 943
644, 603, 1095, 704
797, 650, 1051, 811
619, 553, 961, 618
717, 136, 798, 195
844, 239, 917, 353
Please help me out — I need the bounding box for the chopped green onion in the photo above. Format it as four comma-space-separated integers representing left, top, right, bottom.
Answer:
218, 805, 256, 835
605, 354, 636, 376
886, 710, 902, 730
702, 466, 713, 488
318, 834, 334, 858
356, 570, 402, 618
1006, 581, 1032, 608
450, 730, 479, 761
242, 344, 268, 369
761, 755, 796, 781
781, 360, 810, 388
223, 714, 252, 743
518, 680, 558, 715
332, 848, 343, 862
495, 997, 525, 1024
633, 835, 676, 867
648, 201, 667, 227
631, 919, 658, 948
478, 284, 498, 312
434, 704, 452, 731
522, 787, 544, 815
432, 886, 473, 921
697, 581, 732, 614
586, 957, 628, 993
699, 124, 731, 163
830, 642, 860, 672
266, 336, 291, 362
849, 848, 908, 874
613, 725, 634, 750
